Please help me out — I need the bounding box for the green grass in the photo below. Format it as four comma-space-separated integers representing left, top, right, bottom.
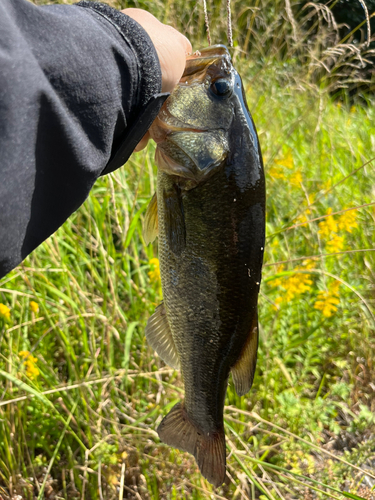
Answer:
1, 1, 375, 499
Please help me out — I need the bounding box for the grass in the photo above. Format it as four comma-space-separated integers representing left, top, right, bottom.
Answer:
1, 1, 375, 499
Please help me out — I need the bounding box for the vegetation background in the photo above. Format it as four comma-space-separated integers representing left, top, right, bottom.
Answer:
1, 0, 375, 498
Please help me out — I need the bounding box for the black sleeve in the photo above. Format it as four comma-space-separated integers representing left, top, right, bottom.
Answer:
0, 0, 168, 279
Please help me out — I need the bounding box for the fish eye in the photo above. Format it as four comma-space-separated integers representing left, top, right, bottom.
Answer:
210, 78, 232, 98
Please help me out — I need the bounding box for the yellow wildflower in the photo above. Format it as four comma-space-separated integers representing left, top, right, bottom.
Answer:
148, 258, 161, 283
284, 272, 313, 301
294, 197, 313, 226
295, 213, 309, 226
270, 277, 283, 288
268, 166, 286, 180
350, 105, 356, 114
269, 149, 295, 181
269, 264, 284, 286
318, 208, 337, 238
0, 303, 11, 320
290, 170, 302, 186
314, 294, 339, 317
270, 262, 313, 303
338, 209, 358, 233
30, 301, 39, 313
302, 259, 316, 270
294, 210, 311, 226
273, 296, 283, 310
314, 282, 341, 317
319, 180, 332, 191
19, 351, 40, 380
326, 234, 344, 253
330, 280, 341, 295
275, 150, 294, 169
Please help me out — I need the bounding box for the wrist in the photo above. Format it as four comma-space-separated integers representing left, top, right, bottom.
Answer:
76, 1, 163, 106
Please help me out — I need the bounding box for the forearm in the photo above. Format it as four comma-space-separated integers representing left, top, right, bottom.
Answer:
0, 0, 165, 278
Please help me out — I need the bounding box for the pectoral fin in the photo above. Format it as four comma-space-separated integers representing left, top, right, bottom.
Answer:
143, 192, 158, 245
231, 313, 259, 396
162, 184, 186, 255
145, 302, 180, 369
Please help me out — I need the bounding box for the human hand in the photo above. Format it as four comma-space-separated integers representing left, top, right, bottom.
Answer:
122, 8, 192, 151
123, 8, 192, 93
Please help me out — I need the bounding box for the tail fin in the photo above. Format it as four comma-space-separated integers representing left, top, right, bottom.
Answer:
157, 402, 226, 487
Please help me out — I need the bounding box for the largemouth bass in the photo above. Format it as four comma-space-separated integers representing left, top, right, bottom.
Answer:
144, 45, 266, 487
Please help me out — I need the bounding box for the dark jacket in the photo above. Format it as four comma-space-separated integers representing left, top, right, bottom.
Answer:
0, 0, 168, 279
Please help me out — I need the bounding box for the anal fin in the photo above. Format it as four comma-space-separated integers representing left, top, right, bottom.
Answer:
231, 312, 259, 396
157, 402, 226, 488
145, 302, 180, 369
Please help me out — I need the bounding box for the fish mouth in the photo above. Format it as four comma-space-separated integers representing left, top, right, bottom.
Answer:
155, 147, 199, 184
149, 115, 209, 144
184, 45, 232, 77
149, 44, 232, 183
154, 128, 228, 189
150, 45, 234, 143
154, 147, 218, 191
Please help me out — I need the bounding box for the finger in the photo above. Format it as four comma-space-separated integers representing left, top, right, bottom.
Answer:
181, 33, 192, 55
157, 31, 190, 92
121, 9, 192, 93
134, 131, 150, 152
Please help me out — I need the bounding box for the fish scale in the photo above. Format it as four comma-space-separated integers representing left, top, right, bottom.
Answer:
144, 45, 265, 487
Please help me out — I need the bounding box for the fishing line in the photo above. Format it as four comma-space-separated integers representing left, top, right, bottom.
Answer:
201, 0, 233, 47
227, 0, 233, 47
202, 0, 211, 45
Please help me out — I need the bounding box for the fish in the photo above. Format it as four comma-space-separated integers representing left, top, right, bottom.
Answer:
143, 45, 266, 487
